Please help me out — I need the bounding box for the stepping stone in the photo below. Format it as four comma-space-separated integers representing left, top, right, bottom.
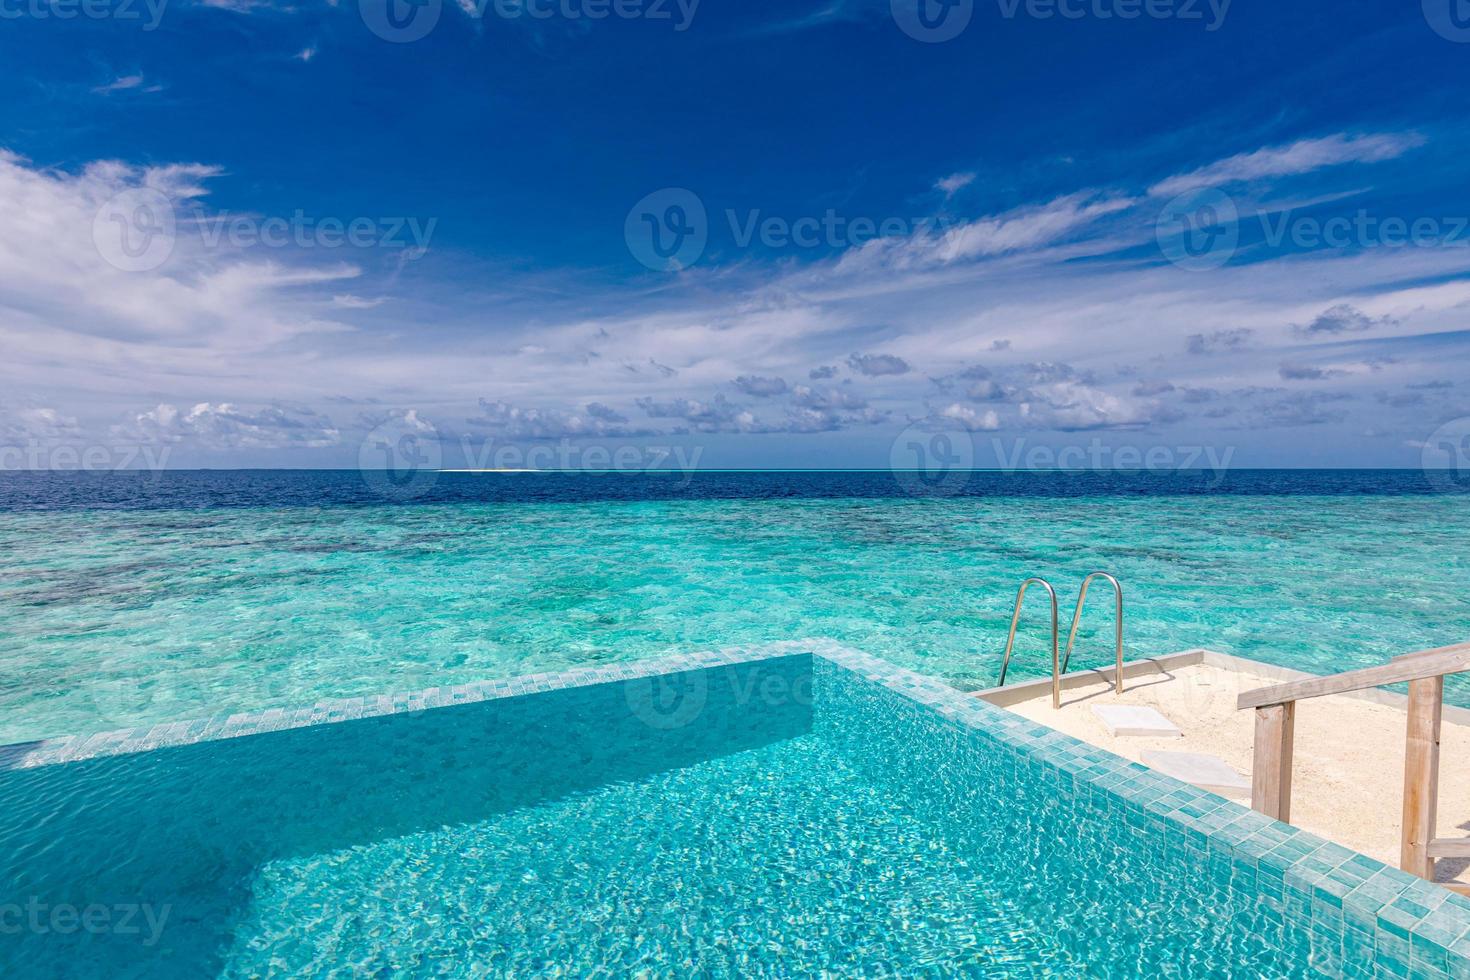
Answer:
1141, 750, 1251, 798
1089, 704, 1182, 738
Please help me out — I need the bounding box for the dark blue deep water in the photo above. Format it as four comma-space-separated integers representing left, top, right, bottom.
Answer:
0, 468, 1462, 512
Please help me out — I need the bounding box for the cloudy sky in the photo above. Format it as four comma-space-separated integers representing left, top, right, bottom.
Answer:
3, 0, 1469, 468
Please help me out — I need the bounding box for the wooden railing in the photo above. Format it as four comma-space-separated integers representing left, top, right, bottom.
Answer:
1237, 642, 1470, 895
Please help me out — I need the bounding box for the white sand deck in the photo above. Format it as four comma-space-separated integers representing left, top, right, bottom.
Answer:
987, 659, 1470, 888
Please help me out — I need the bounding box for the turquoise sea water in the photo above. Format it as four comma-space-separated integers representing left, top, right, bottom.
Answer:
0, 656, 1330, 977
1, 472, 1468, 744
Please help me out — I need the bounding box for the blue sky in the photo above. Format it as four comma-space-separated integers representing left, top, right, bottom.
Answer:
2, 0, 1470, 469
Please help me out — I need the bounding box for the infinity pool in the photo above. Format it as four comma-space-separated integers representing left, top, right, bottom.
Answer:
5, 645, 1467, 977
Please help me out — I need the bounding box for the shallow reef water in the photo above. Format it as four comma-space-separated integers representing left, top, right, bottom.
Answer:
0, 470, 1466, 742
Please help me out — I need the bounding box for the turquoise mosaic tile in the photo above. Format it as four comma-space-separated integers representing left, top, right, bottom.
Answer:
810, 643, 1470, 976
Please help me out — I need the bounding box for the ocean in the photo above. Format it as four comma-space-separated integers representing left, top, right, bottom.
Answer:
1, 469, 1466, 743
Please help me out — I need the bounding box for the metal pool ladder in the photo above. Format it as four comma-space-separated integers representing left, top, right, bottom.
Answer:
996, 572, 1124, 709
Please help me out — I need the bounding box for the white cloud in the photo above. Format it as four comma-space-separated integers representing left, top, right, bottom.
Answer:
792, 384, 867, 410
833, 192, 1133, 275
195, 0, 279, 10
934, 171, 976, 197
1294, 303, 1397, 336
0, 150, 368, 424
467, 399, 653, 439
3, 136, 1466, 465
331, 293, 384, 309
120, 403, 341, 449
937, 403, 999, 431
634, 394, 758, 433
1020, 380, 1157, 431
750, 0, 883, 35
92, 75, 163, 95
0, 406, 83, 445
847, 352, 910, 376
732, 375, 789, 397
1149, 132, 1424, 197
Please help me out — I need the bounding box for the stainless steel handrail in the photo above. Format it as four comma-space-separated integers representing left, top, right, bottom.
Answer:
1061, 571, 1124, 695
996, 577, 1061, 709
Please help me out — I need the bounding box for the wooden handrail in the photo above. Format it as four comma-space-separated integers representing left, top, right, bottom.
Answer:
1239, 640, 1470, 894
1237, 642, 1470, 710
1428, 839, 1470, 858
1393, 646, 1463, 664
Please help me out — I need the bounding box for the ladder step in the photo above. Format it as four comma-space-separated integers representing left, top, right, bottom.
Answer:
997, 571, 1124, 708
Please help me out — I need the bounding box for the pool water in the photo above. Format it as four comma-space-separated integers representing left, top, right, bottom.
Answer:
1, 472, 1468, 743
224, 731, 1277, 978
2, 652, 1386, 979
227, 736, 1074, 976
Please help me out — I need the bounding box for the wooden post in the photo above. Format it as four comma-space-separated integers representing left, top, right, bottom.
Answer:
1251, 702, 1295, 822
1401, 675, 1443, 880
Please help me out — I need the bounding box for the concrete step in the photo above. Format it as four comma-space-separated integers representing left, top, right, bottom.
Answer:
1090, 704, 1182, 738
1141, 750, 1251, 798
